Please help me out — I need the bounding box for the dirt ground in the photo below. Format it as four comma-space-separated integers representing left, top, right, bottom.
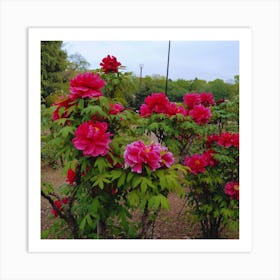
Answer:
41, 165, 237, 239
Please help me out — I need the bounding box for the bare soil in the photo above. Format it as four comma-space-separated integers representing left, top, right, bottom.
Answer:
41, 165, 237, 239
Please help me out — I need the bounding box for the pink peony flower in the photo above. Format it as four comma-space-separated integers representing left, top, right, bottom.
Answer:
72, 121, 111, 157
70, 72, 105, 99
124, 141, 174, 173
189, 105, 211, 125
100, 55, 121, 73
143, 143, 162, 171
109, 103, 124, 115
160, 146, 175, 168
124, 140, 146, 173
66, 168, 76, 185
52, 95, 75, 121
184, 154, 208, 175
224, 181, 239, 200
183, 93, 201, 109
200, 92, 215, 107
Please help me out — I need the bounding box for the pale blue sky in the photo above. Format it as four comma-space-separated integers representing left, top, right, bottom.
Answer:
62, 41, 239, 82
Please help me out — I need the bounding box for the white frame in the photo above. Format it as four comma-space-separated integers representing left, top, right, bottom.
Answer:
29, 27, 252, 253
1, 0, 279, 279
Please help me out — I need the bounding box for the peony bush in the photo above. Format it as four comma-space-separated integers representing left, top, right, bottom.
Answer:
41, 55, 239, 239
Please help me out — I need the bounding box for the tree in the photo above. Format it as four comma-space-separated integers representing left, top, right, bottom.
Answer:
41, 41, 68, 105
207, 79, 231, 100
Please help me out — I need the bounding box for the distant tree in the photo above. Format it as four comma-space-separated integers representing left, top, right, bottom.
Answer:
207, 79, 231, 100
41, 41, 68, 105
67, 53, 90, 72
189, 78, 209, 92
62, 53, 91, 85
133, 86, 151, 110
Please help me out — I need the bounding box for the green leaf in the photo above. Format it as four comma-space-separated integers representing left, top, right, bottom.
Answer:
159, 194, 170, 209
132, 176, 143, 189
127, 191, 139, 206
78, 99, 84, 110
110, 169, 123, 180
94, 157, 109, 173
117, 173, 126, 188
60, 126, 75, 138
79, 216, 87, 231
126, 172, 134, 183
140, 179, 147, 194
42, 182, 54, 195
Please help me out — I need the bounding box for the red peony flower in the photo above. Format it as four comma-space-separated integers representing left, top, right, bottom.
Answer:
218, 132, 239, 149
72, 120, 111, 157
189, 105, 211, 125
143, 92, 170, 114
52, 95, 75, 121
184, 154, 208, 175
66, 168, 76, 185
109, 103, 124, 115
183, 93, 201, 109
51, 199, 68, 217
51, 200, 62, 217
100, 55, 121, 73
202, 149, 218, 167
167, 103, 187, 117
205, 134, 220, 148
200, 92, 215, 107
111, 188, 117, 195
61, 197, 69, 204
51, 209, 58, 217
70, 72, 105, 99
224, 181, 239, 200
139, 104, 152, 117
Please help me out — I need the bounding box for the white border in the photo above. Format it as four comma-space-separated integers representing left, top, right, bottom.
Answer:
1, 1, 279, 279
28, 27, 252, 253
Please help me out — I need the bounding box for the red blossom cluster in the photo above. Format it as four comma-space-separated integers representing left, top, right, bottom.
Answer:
124, 140, 174, 174
183, 92, 214, 124
183, 92, 214, 109
66, 168, 76, 185
224, 181, 239, 200
140, 92, 187, 117
52, 72, 106, 120
188, 104, 211, 125
206, 132, 239, 149
72, 121, 111, 157
100, 55, 121, 73
108, 103, 124, 115
70, 72, 105, 99
184, 150, 217, 175
51, 198, 69, 217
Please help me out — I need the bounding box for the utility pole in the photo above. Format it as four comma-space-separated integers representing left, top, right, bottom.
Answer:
139, 64, 144, 88
165, 40, 171, 95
